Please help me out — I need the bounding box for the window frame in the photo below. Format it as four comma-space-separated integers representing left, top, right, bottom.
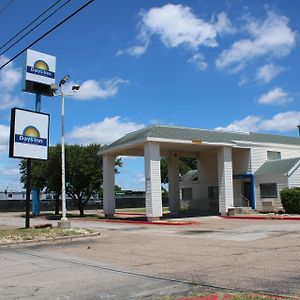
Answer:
260, 183, 278, 198
267, 151, 281, 161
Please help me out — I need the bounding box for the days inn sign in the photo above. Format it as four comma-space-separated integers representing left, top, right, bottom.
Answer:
23, 49, 56, 96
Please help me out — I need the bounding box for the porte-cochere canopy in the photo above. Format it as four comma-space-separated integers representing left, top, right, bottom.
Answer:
99, 125, 300, 220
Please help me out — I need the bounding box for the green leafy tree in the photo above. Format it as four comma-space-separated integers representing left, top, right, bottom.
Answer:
160, 157, 197, 184
20, 145, 64, 215
20, 144, 122, 217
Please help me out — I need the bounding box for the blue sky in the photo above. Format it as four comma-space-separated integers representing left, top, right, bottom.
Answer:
0, 0, 300, 191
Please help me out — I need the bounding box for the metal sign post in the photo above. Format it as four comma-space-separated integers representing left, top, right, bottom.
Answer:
9, 49, 55, 228
25, 93, 42, 227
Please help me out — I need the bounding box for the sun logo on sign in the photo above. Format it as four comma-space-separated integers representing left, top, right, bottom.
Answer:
22, 126, 40, 138
34, 60, 49, 71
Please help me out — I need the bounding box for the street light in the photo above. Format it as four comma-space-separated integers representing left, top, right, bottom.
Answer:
52, 76, 80, 227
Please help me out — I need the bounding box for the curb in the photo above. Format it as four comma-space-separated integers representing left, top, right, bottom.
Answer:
0, 232, 100, 246
222, 216, 300, 221
70, 218, 197, 226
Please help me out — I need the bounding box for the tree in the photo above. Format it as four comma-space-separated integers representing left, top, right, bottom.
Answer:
20, 145, 65, 215
20, 144, 122, 217
160, 157, 197, 183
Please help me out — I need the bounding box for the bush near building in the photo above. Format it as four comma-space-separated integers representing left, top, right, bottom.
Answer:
280, 187, 300, 214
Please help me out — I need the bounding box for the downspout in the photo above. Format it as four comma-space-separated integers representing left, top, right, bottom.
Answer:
250, 174, 256, 209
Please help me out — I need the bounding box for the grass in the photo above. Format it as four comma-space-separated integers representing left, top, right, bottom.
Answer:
155, 293, 290, 300
0, 227, 95, 243
231, 295, 286, 300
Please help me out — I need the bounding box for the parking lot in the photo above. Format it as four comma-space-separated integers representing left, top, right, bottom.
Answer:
1, 213, 300, 299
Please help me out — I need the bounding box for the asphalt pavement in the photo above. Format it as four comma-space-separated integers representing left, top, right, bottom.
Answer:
1, 212, 300, 299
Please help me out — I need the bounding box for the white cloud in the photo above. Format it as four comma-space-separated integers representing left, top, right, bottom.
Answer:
216, 115, 261, 132
67, 116, 145, 145
214, 12, 236, 36
141, 4, 218, 50
258, 87, 292, 105
0, 124, 10, 151
0, 56, 21, 92
64, 78, 129, 101
238, 76, 249, 86
0, 56, 23, 111
0, 155, 23, 191
256, 63, 285, 83
217, 111, 300, 133
117, 45, 148, 57
259, 112, 300, 132
122, 4, 233, 57
216, 11, 296, 71
0, 93, 23, 110
187, 53, 208, 70
0, 166, 19, 176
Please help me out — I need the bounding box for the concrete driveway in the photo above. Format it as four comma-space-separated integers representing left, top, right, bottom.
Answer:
0, 213, 300, 299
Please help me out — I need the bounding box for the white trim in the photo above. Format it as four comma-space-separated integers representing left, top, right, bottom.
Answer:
99, 138, 147, 155
99, 137, 236, 155
235, 140, 300, 150
287, 159, 300, 176
100, 136, 300, 156
146, 137, 235, 147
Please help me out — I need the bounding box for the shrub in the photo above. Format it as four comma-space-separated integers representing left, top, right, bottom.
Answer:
280, 188, 300, 214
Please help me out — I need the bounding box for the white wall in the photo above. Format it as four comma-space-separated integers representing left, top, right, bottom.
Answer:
288, 166, 300, 188
251, 146, 300, 173
233, 179, 242, 206
232, 148, 251, 175
180, 151, 218, 213
254, 174, 288, 210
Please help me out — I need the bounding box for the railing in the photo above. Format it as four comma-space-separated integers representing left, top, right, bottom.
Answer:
240, 194, 250, 207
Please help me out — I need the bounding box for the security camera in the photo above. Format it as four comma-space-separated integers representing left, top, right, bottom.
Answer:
50, 84, 58, 96
50, 84, 58, 91
72, 84, 80, 91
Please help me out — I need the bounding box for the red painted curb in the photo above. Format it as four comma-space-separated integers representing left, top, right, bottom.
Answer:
222, 216, 300, 221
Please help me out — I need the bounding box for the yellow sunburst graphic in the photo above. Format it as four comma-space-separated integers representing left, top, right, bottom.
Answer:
34, 60, 49, 71
22, 126, 40, 138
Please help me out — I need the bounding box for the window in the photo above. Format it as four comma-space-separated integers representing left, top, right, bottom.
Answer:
260, 183, 278, 198
267, 151, 281, 161
208, 186, 218, 201
8, 193, 12, 198
182, 188, 192, 200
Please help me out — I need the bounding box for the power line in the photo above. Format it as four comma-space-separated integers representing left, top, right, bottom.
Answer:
0, 0, 65, 51
0, 0, 15, 16
0, 0, 95, 70
0, 0, 72, 57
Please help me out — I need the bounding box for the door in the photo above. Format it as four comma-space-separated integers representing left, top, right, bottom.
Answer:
243, 182, 251, 207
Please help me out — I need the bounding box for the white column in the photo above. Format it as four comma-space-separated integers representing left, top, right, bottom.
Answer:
144, 142, 163, 220
103, 154, 115, 217
168, 152, 180, 214
217, 147, 234, 215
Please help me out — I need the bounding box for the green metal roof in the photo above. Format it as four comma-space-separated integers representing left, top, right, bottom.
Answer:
181, 170, 198, 182
102, 125, 300, 152
254, 158, 300, 176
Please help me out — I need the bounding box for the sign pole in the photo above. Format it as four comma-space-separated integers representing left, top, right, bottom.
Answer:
24, 93, 42, 228
35, 93, 41, 112
25, 158, 31, 228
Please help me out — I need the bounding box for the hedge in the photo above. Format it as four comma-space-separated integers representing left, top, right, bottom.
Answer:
280, 187, 300, 214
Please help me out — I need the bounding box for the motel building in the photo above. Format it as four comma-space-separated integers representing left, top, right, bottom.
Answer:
100, 125, 300, 221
